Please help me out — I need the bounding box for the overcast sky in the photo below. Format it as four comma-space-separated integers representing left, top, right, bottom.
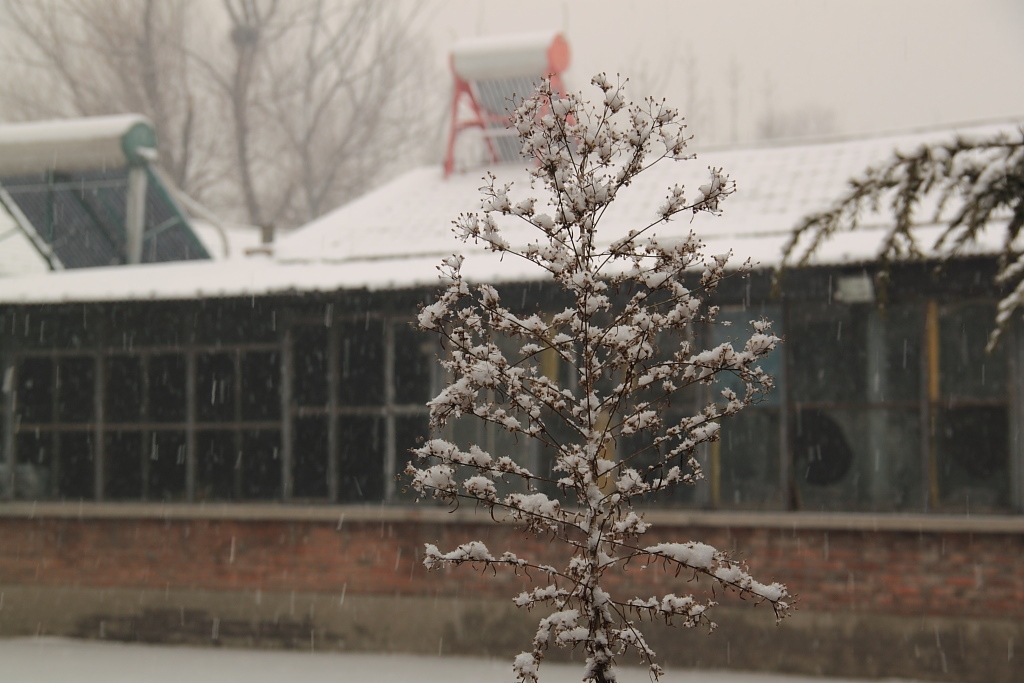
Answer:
418, 0, 1024, 146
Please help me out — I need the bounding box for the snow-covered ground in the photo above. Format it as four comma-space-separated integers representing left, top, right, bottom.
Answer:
0, 637, 921, 683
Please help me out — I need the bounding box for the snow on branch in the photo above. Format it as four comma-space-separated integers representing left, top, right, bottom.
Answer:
407, 75, 790, 683
783, 127, 1024, 347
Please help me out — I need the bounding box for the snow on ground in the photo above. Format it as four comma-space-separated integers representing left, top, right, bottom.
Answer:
0, 637, 921, 683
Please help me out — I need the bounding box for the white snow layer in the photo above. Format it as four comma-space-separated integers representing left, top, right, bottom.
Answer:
0, 120, 1018, 305
0, 637, 923, 683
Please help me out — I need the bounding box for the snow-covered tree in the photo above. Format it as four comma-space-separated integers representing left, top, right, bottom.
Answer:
406, 76, 791, 683
783, 126, 1024, 345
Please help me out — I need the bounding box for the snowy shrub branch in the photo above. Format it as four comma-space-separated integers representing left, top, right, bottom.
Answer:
408, 75, 790, 683
782, 127, 1024, 347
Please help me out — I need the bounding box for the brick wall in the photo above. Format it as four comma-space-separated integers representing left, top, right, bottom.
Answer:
1, 511, 1022, 621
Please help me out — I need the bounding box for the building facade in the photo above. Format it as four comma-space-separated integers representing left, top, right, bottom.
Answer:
1, 120, 1022, 682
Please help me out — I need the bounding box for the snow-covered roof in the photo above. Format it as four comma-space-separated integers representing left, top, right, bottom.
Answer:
0, 119, 1018, 306
277, 118, 1018, 265
190, 220, 266, 261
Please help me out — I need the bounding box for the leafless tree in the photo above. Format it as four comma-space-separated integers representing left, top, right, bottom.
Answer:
0, 0, 439, 228
408, 76, 790, 683
0, 0, 203, 191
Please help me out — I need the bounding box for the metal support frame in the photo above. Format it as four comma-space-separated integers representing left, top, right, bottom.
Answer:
327, 324, 340, 502
185, 349, 197, 502
2, 355, 15, 500
125, 164, 148, 264
280, 327, 294, 501
922, 299, 941, 511
383, 320, 396, 503
93, 352, 106, 501
1011, 320, 1024, 513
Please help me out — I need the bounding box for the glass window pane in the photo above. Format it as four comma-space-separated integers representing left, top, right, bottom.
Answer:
105, 431, 142, 500
294, 417, 328, 499
196, 431, 237, 501
241, 430, 280, 499
106, 356, 142, 423
39, 305, 96, 350
149, 355, 186, 422
57, 357, 94, 423
394, 323, 434, 406
338, 417, 383, 502
935, 406, 1009, 511
294, 327, 328, 407
338, 319, 384, 406
940, 304, 1005, 400
197, 353, 235, 423
877, 304, 921, 403
17, 357, 53, 423
788, 303, 868, 403
58, 432, 93, 500
14, 431, 52, 499
716, 409, 780, 507
241, 353, 280, 421
147, 431, 186, 501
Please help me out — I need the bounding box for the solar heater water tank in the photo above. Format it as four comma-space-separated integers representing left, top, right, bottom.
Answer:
0, 114, 157, 176
451, 32, 570, 82
445, 32, 571, 177
0, 114, 207, 269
